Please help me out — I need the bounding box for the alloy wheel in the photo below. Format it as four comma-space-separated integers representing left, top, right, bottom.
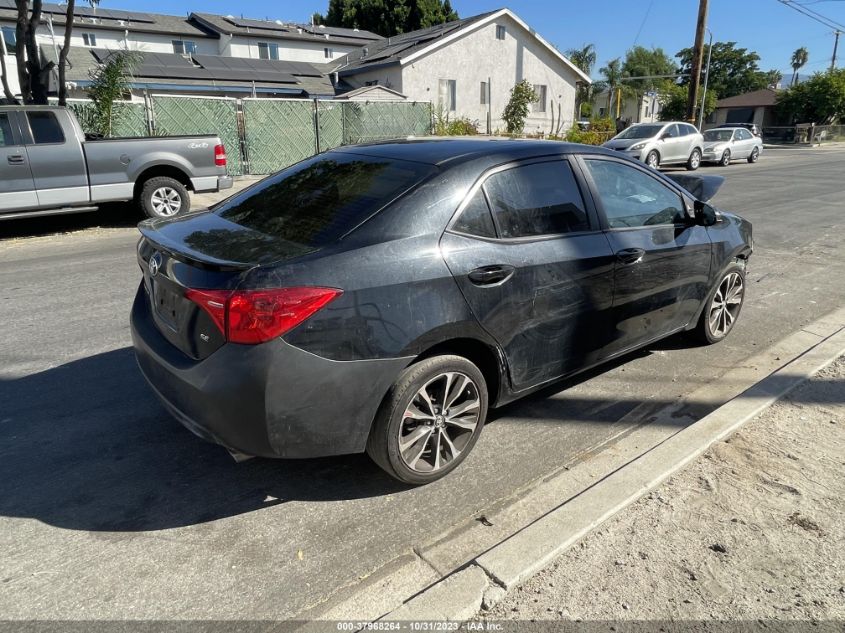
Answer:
151, 187, 182, 217
708, 272, 744, 337
721, 150, 731, 166
398, 371, 480, 473
690, 149, 701, 169
647, 152, 659, 169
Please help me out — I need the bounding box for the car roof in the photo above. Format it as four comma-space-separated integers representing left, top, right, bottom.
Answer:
329, 137, 620, 167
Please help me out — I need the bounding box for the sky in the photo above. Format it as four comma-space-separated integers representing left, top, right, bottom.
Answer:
103, 0, 845, 80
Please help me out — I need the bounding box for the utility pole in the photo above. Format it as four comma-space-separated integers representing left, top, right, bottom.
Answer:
686, 0, 709, 122
833, 30, 841, 71
697, 29, 714, 130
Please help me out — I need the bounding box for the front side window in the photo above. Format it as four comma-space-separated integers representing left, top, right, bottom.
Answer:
584, 159, 686, 229
27, 112, 64, 144
737, 129, 752, 140
663, 124, 679, 138
483, 161, 590, 238
214, 153, 435, 248
82, 32, 97, 47
0, 113, 15, 146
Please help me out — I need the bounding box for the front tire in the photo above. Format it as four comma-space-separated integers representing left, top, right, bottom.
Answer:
686, 148, 702, 170
366, 355, 488, 485
138, 176, 191, 219
720, 150, 731, 167
646, 150, 660, 169
747, 147, 760, 163
694, 264, 746, 344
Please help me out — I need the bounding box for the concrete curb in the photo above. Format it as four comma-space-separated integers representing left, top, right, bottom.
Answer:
378, 309, 845, 622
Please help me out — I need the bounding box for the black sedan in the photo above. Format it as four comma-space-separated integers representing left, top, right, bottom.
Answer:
131, 139, 752, 485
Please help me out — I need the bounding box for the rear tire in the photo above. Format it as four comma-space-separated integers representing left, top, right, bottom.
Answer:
747, 147, 760, 163
720, 150, 731, 167
686, 148, 702, 171
366, 355, 488, 485
138, 176, 191, 219
694, 263, 746, 345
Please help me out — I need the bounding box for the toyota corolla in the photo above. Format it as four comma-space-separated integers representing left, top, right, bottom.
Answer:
131, 139, 752, 485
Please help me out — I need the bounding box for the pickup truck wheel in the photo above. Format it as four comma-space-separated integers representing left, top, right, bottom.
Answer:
139, 177, 190, 219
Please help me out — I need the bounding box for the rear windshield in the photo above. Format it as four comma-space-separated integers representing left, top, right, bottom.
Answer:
616, 124, 663, 140
214, 152, 435, 247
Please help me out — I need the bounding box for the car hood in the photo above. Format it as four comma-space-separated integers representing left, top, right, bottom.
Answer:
703, 141, 728, 151
602, 138, 646, 150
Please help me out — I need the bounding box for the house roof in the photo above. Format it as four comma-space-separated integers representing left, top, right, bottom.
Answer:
334, 85, 407, 100
47, 47, 335, 97
716, 88, 779, 108
0, 0, 211, 38
190, 13, 382, 47
330, 8, 591, 84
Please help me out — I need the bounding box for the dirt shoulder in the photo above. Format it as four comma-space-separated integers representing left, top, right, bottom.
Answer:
480, 357, 845, 622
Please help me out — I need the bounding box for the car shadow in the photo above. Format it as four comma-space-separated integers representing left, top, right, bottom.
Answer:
0, 202, 139, 240
0, 347, 408, 533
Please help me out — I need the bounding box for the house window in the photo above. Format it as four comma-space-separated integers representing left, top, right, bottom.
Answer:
324, 47, 333, 58
533, 84, 547, 113
439, 78, 456, 112
172, 40, 197, 55
1, 25, 15, 54
258, 42, 279, 60
480, 81, 488, 105
82, 32, 97, 47
495, 25, 506, 40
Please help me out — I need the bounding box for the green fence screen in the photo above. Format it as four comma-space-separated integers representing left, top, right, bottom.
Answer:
151, 95, 242, 175
242, 99, 316, 175
50, 99, 148, 138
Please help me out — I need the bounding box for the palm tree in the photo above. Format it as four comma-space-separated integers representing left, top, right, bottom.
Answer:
791, 47, 809, 86
598, 57, 625, 116
566, 44, 597, 118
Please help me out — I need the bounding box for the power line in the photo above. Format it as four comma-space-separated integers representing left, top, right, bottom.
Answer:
776, 0, 845, 31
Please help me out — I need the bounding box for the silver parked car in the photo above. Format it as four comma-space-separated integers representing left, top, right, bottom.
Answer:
702, 127, 763, 166
602, 121, 705, 170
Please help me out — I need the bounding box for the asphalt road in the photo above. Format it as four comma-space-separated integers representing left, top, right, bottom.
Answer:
1, 148, 844, 619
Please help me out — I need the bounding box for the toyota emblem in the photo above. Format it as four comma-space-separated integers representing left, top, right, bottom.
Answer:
149, 251, 162, 277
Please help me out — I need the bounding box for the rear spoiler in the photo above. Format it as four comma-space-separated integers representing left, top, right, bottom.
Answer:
665, 174, 725, 202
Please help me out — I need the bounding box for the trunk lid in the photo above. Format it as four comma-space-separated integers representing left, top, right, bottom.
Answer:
137, 212, 314, 360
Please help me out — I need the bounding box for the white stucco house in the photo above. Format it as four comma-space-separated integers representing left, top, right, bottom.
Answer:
592, 89, 663, 124
328, 9, 591, 135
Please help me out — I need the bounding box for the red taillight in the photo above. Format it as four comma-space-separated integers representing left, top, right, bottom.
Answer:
214, 144, 227, 167
185, 287, 342, 345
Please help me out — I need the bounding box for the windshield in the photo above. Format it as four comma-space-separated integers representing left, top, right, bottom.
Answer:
616, 124, 664, 140
704, 130, 733, 142
214, 152, 436, 248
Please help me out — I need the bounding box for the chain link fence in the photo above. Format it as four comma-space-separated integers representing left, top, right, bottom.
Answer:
48, 96, 433, 176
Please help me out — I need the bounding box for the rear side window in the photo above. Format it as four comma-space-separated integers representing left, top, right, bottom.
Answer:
453, 189, 496, 238
0, 113, 14, 146
215, 152, 435, 247
27, 112, 64, 144
482, 161, 589, 238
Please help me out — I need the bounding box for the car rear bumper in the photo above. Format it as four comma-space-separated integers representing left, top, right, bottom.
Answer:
130, 284, 411, 459
190, 175, 234, 193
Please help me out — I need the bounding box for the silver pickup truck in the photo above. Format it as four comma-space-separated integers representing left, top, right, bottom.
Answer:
0, 105, 233, 220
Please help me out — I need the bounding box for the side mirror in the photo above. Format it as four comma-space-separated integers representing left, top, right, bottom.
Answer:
659, 132, 670, 140
694, 200, 718, 226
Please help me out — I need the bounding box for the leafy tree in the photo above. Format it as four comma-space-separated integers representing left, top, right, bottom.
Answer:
87, 50, 140, 137
776, 69, 845, 124
622, 46, 675, 95
317, 0, 458, 37
676, 41, 767, 99
658, 81, 715, 122
502, 79, 538, 134
594, 57, 629, 116
764, 69, 783, 89
790, 47, 809, 86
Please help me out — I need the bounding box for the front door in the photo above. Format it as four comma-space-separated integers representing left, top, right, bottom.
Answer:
578, 156, 712, 355
441, 158, 615, 391
0, 111, 38, 212
659, 123, 685, 163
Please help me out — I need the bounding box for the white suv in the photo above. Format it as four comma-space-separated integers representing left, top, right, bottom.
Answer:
602, 121, 705, 170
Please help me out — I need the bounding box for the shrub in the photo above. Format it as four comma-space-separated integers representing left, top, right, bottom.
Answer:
502, 80, 539, 134
565, 116, 615, 145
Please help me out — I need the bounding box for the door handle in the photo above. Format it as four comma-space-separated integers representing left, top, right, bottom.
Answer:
468, 265, 514, 286
616, 248, 645, 265
7, 155, 25, 165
